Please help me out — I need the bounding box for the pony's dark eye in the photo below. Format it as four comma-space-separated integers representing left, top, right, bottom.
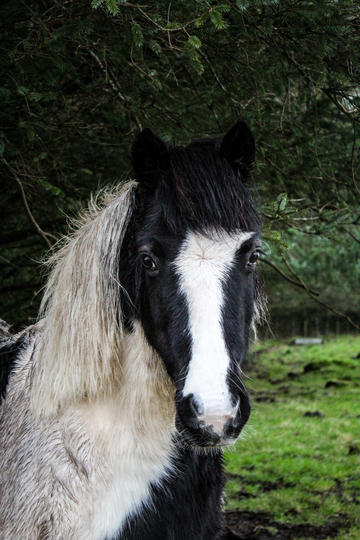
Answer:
141, 254, 159, 274
248, 250, 260, 266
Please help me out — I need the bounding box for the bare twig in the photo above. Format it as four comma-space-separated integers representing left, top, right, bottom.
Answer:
350, 120, 359, 196
281, 255, 319, 296
263, 257, 360, 331
261, 258, 319, 296
344, 229, 360, 244
305, 293, 360, 331
0, 255, 19, 269
167, 0, 173, 48
125, 3, 197, 32
2, 159, 55, 248
89, 49, 126, 101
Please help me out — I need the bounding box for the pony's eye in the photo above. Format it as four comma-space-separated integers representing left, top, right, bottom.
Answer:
141, 254, 158, 274
248, 250, 260, 265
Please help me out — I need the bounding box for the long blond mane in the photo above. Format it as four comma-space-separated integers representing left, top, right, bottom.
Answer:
31, 181, 137, 417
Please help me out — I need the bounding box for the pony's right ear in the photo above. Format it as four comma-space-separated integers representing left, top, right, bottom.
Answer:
131, 128, 169, 189
220, 121, 255, 179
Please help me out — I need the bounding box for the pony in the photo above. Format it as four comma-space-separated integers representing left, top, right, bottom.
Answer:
0, 121, 266, 539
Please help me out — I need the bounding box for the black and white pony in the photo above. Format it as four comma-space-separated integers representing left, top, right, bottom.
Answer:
0, 121, 265, 539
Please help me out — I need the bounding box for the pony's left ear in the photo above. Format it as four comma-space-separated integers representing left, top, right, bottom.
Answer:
220, 121, 255, 179
132, 128, 169, 190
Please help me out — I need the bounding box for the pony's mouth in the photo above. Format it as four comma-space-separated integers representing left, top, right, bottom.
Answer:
175, 415, 243, 449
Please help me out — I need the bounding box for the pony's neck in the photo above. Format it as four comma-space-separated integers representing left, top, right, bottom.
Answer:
61, 322, 177, 540
77, 321, 176, 450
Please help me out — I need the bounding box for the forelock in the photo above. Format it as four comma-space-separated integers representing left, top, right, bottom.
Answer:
154, 141, 260, 235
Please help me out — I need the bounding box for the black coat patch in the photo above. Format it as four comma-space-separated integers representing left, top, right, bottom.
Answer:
118, 446, 225, 540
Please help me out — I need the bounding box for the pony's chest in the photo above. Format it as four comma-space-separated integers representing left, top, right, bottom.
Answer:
75, 401, 175, 540
89, 449, 171, 540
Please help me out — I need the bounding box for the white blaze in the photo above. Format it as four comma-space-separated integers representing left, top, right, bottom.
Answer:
174, 230, 254, 425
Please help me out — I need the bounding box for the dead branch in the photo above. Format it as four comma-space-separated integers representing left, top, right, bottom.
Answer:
261, 258, 319, 296
263, 258, 360, 331
2, 159, 55, 249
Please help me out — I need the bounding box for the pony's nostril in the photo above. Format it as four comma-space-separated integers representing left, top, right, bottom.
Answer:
184, 393, 204, 417
222, 393, 251, 440
190, 394, 204, 416
177, 394, 204, 431
231, 414, 241, 429
231, 399, 241, 428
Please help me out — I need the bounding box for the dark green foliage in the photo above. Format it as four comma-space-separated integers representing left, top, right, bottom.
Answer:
1, 0, 359, 328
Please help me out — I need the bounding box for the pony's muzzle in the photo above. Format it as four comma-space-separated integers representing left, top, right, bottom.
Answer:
177, 392, 250, 446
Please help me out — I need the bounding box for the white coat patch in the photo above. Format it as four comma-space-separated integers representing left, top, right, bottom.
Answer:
174, 230, 254, 424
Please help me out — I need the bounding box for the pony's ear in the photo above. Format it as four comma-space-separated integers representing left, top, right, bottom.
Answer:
132, 128, 169, 189
220, 121, 255, 179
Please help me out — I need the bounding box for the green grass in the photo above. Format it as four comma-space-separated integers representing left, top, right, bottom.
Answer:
224, 335, 360, 538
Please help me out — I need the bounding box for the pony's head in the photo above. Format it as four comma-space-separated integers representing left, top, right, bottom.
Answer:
33, 121, 265, 449
121, 121, 265, 447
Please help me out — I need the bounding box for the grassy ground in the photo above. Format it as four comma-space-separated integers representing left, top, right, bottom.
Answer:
224, 335, 360, 539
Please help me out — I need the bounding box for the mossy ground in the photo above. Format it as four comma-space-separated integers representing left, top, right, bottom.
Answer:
224, 335, 360, 539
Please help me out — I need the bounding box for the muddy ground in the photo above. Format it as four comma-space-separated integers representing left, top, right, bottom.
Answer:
223, 510, 345, 539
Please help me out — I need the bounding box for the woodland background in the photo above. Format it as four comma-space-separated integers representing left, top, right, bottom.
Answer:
1, 0, 359, 335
